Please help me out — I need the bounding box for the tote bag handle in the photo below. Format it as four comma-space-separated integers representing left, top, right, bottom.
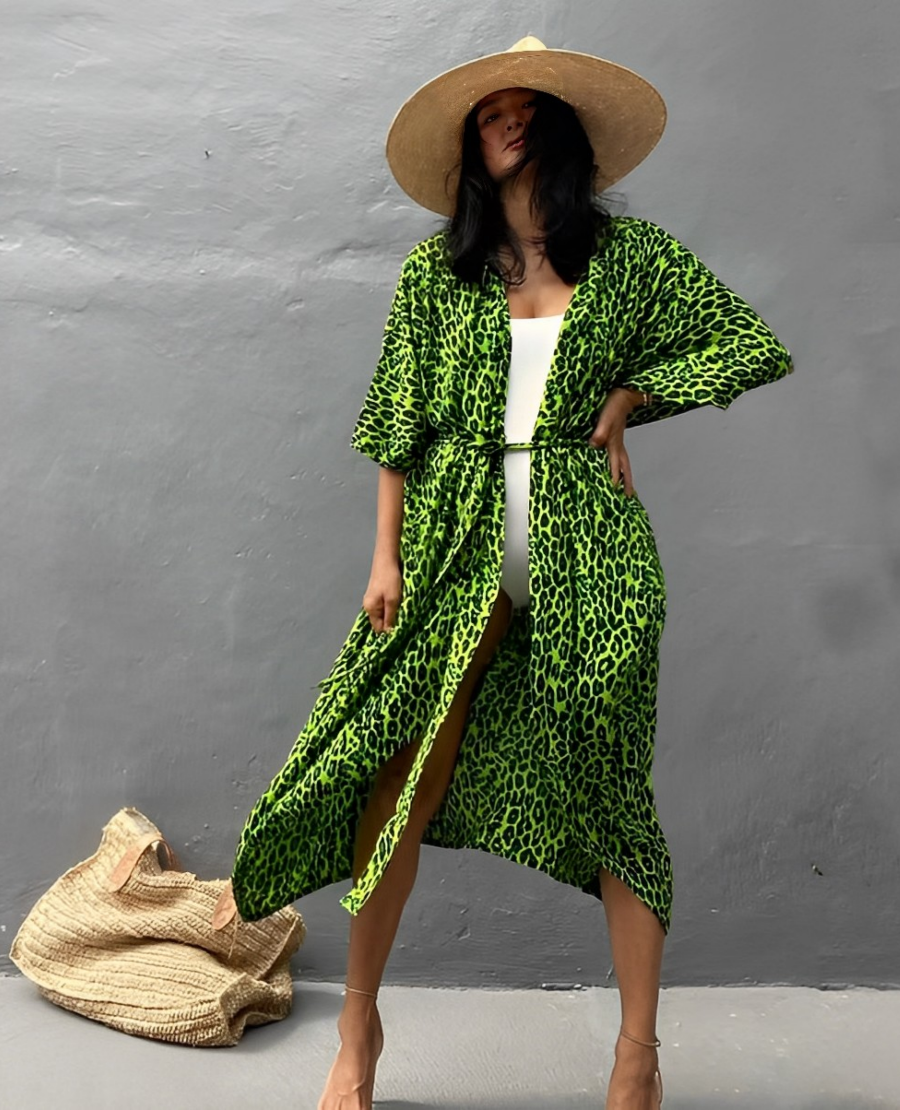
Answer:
105, 826, 239, 931
106, 831, 182, 892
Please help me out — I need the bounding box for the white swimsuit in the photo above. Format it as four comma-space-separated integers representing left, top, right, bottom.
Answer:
499, 314, 565, 611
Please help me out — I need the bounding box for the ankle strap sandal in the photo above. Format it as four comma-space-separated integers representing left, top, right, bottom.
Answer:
343, 984, 378, 999
618, 1027, 661, 1048
617, 1028, 664, 1106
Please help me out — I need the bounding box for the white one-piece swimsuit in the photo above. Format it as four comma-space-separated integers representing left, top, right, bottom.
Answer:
499, 313, 565, 611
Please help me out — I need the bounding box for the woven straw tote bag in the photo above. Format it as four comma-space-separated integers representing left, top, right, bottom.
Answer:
8, 806, 305, 1046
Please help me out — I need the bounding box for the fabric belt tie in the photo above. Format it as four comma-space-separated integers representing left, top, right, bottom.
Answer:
436, 432, 606, 457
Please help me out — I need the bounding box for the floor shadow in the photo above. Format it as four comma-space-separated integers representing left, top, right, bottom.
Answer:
425, 1097, 897, 1110
370, 1092, 895, 1110
226, 980, 334, 1053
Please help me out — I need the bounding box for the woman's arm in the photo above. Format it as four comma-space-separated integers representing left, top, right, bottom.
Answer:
358, 465, 406, 634
614, 219, 793, 428
589, 387, 649, 496
374, 466, 405, 565
350, 249, 434, 632
349, 254, 431, 474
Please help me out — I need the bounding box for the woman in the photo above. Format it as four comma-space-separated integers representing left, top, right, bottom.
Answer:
228, 37, 794, 1110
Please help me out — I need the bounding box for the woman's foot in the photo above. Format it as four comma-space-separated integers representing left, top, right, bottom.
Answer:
605, 1032, 662, 1109
316, 996, 384, 1110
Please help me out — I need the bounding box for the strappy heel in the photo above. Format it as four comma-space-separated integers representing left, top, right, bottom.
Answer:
343, 984, 378, 999
346, 985, 381, 1105
317, 985, 383, 1110
617, 1027, 664, 1107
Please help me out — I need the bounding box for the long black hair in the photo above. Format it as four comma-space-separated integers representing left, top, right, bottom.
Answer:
444, 90, 616, 286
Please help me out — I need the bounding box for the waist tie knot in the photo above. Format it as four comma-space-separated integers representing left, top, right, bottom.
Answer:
436, 432, 605, 458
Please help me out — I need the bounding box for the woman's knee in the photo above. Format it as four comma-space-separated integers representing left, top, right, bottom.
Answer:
371, 737, 420, 805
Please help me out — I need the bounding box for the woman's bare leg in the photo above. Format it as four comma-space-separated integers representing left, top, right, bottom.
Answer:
600, 867, 666, 1109
317, 587, 514, 1110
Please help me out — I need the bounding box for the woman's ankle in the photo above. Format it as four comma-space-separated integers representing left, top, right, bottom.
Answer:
338, 994, 380, 1033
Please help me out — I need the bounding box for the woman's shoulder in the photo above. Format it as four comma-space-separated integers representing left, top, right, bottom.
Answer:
607, 215, 706, 259
605, 214, 675, 249
397, 230, 453, 282
591, 215, 698, 276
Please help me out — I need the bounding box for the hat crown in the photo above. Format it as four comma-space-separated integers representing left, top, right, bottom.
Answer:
508, 35, 546, 53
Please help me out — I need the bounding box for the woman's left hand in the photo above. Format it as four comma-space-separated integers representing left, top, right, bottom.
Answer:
588, 388, 640, 497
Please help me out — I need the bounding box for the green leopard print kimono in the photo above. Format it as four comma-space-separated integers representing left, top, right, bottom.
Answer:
229, 215, 794, 935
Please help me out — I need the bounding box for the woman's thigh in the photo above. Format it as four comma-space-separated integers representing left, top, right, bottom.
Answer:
374, 585, 515, 809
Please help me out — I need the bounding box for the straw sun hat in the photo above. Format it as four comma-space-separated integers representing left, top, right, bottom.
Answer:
385, 35, 668, 216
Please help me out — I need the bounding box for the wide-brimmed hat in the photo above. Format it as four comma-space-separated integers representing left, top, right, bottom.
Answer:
385, 35, 668, 216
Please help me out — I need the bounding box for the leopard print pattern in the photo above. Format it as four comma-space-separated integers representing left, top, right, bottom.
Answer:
229, 216, 793, 936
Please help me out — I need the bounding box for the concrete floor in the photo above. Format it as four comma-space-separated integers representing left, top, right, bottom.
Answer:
1, 980, 897, 1109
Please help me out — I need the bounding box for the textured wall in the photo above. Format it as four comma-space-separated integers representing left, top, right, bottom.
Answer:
2, 0, 898, 987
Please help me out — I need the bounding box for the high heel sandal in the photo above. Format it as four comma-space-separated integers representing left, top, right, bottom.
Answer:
333, 985, 382, 1108
318, 985, 383, 1109
617, 1027, 664, 1107
343, 984, 378, 999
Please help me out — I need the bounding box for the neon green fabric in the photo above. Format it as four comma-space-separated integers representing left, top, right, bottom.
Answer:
229, 215, 794, 934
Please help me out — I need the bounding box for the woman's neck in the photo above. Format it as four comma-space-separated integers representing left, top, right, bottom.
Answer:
498, 169, 546, 272
502, 180, 540, 241
496, 167, 576, 315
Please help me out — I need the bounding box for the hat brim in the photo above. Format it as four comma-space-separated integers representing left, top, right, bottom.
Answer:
385, 45, 668, 216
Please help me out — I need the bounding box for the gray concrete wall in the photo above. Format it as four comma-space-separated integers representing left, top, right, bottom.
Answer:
2, 0, 897, 988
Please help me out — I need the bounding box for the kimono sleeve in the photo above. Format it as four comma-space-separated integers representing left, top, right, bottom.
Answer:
615, 220, 794, 428
349, 257, 431, 474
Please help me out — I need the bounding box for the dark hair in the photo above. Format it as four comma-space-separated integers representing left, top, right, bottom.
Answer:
444, 90, 615, 286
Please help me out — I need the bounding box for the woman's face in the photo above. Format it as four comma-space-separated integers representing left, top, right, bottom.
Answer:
473, 86, 538, 181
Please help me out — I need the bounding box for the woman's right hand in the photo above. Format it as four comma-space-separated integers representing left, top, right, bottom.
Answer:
362, 553, 403, 634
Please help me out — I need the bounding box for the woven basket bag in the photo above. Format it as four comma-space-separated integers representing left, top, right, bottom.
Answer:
8, 806, 305, 1046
